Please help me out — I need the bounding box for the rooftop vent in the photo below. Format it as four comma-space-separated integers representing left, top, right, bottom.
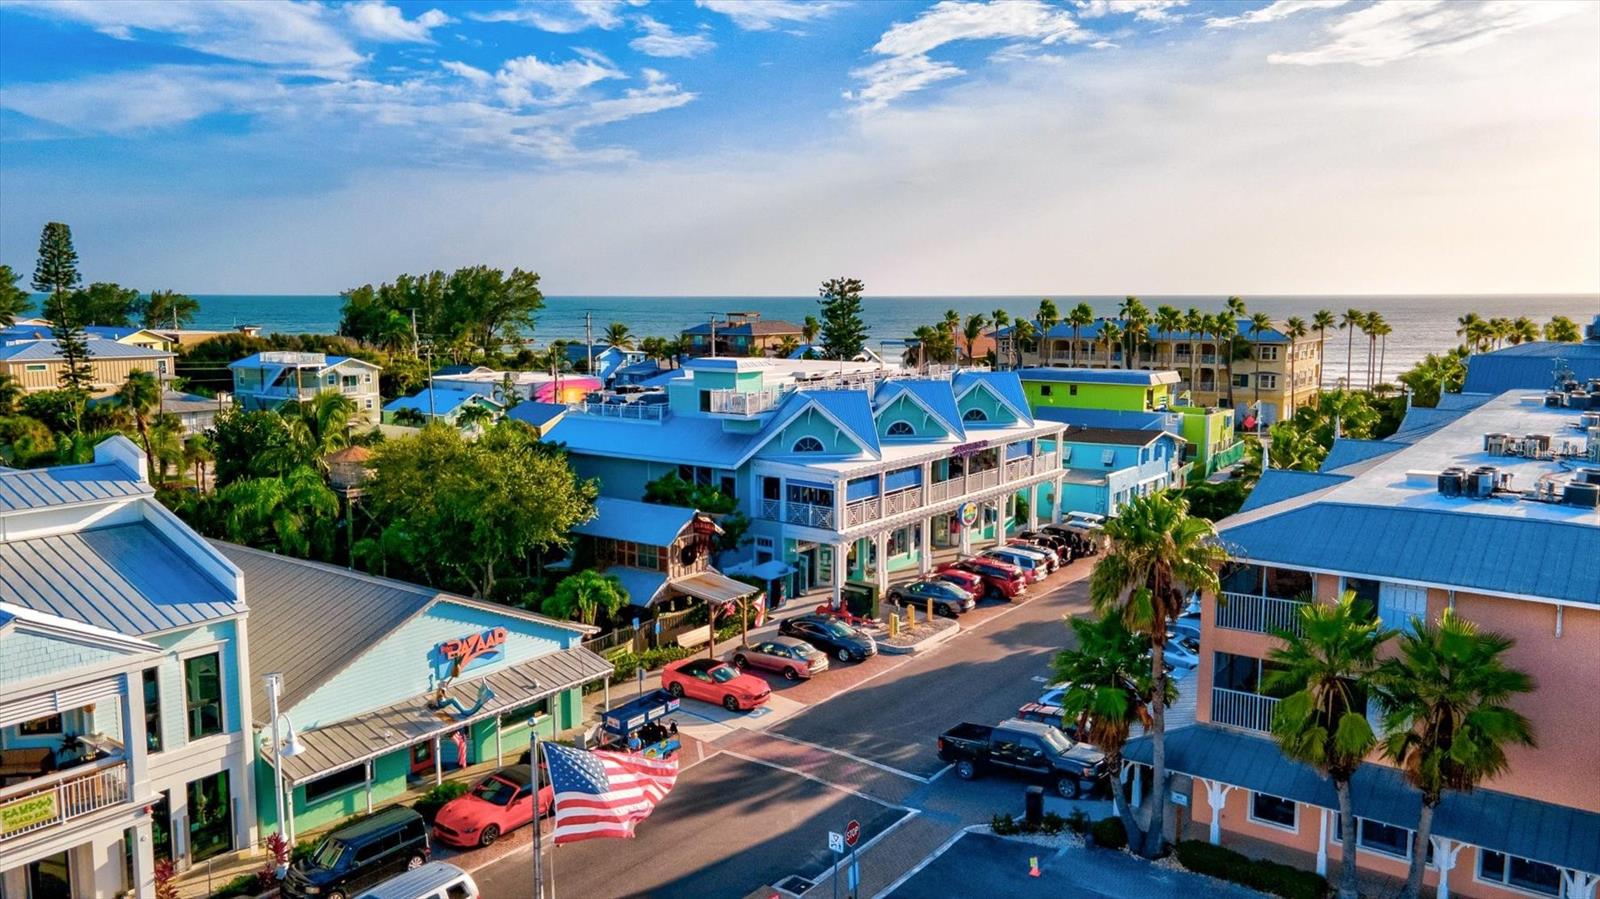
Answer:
1437, 467, 1466, 497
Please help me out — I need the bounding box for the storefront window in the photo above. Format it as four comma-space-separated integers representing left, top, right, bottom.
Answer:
187, 771, 234, 862
184, 653, 224, 740
304, 765, 367, 804
1248, 793, 1297, 829
144, 668, 163, 753
26, 851, 71, 899
1479, 851, 1561, 896
150, 792, 173, 863
500, 697, 551, 727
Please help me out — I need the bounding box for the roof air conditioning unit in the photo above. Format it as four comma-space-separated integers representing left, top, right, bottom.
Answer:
1545, 392, 1565, 408
1581, 412, 1600, 430
1523, 434, 1552, 457
1483, 433, 1510, 454
1563, 481, 1600, 509
1436, 467, 1466, 498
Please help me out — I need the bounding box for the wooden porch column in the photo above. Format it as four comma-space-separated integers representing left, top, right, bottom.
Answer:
874, 530, 890, 594
1316, 808, 1329, 876
364, 761, 374, 815
918, 517, 933, 575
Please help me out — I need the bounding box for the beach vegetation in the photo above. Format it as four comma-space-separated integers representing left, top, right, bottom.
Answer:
817, 276, 868, 360
338, 266, 545, 356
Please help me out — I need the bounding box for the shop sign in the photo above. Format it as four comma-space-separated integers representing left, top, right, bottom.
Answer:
959, 501, 980, 528
952, 440, 990, 457
1, 792, 58, 836
692, 515, 720, 537
437, 627, 508, 674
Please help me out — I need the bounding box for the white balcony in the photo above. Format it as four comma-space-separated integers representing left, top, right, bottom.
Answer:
1211, 687, 1279, 734
0, 756, 131, 844
707, 389, 780, 416
1216, 592, 1307, 636
568, 401, 668, 421
786, 502, 835, 529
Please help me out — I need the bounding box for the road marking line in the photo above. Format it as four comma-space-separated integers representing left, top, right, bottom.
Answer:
803, 809, 921, 898
926, 763, 954, 783
719, 749, 909, 811
868, 823, 985, 899
763, 731, 934, 784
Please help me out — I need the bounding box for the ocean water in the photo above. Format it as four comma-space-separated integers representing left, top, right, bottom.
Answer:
156, 293, 1600, 386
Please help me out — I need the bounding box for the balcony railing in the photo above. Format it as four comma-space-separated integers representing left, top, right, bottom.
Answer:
0, 757, 130, 843
760, 498, 781, 520
786, 502, 834, 529
1211, 688, 1279, 733
567, 401, 668, 421
707, 389, 779, 416
928, 478, 957, 503
1216, 592, 1307, 636
883, 485, 921, 515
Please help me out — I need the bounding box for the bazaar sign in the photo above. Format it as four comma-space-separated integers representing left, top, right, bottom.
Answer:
436, 627, 508, 675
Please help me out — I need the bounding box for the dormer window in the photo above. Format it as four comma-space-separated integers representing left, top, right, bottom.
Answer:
886, 420, 915, 437
963, 408, 988, 422
792, 436, 825, 453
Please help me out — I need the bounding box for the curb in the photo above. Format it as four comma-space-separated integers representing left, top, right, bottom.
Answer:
877, 620, 959, 654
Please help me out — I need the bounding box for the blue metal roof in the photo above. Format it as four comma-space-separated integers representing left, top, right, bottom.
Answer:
0, 338, 171, 361
996, 316, 1290, 344
1219, 503, 1600, 604
1015, 368, 1179, 386
571, 497, 697, 546
952, 371, 1033, 424
1033, 407, 1171, 431
1238, 470, 1351, 512
383, 387, 497, 416
0, 460, 151, 512
876, 379, 966, 439
544, 412, 762, 468
1125, 725, 1600, 877
506, 401, 567, 429
1462, 340, 1600, 394
800, 390, 881, 456
1317, 439, 1410, 473
609, 568, 669, 607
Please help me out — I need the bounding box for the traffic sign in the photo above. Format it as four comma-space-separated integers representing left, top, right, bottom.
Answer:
828, 831, 845, 854
844, 819, 861, 847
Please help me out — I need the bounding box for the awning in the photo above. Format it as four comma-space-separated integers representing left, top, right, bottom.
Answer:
670, 570, 759, 604
610, 568, 670, 608
263, 645, 613, 785
1125, 725, 1600, 877
723, 559, 796, 582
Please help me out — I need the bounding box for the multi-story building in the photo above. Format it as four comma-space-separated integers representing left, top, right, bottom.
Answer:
541, 357, 1085, 604
0, 437, 257, 896
229, 351, 382, 424
1126, 388, 1600, 899
1016, 368, 1243, 475
1052, 426, 1187, 517
0, 334, 175, 398
996, 317, 1322, 426
568, 497, 755, 611
681, 312, 806, 358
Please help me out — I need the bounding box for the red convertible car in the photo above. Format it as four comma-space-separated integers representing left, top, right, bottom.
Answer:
662, 658, 771, 711
432, 765, 551, 848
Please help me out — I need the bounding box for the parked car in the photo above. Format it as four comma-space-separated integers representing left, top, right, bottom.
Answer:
1163, 631, 1201, 670
812, 603, 875, 628
1007, 538, 1060, 570
936, 718, 1107, 799
779, 613, 878, 662
355, 862, 478, 899
932, 568, 985, 598
662, 658, 772, 711
283, 807, 430, 899
733, 636, 830, 680
1014, 701, 1083, 740
1172, 612, 1202, 642
432, 766, 550, 848
1036, 681, 1069, 708
981, 547, 1046, 582
885, 579, 976, 617
938, 557, 1027, 601
1018, 530, 1073, 561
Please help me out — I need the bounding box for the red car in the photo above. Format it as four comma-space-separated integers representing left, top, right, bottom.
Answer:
662, 658, 771, 711
939, 557, 1027, 601
932, 568, 985, 598
432, 765, 551, 848
813, 603, 875, 629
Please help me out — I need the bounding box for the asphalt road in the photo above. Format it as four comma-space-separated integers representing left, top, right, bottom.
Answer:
471, 753, 908, 899
770, 571, 1094, 778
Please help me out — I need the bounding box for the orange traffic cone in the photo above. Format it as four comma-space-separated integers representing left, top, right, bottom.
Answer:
1029, 856, 1040, 877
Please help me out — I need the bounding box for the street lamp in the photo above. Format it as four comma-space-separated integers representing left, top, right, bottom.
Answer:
262, 674, 305, 853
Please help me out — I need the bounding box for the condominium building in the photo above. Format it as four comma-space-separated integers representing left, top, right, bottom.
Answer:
229, 351, 382, 424
1126, 388, 1600, 899
1, 438, 257, 896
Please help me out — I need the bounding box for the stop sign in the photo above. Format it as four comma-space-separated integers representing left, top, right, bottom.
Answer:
845, 819, 861, 847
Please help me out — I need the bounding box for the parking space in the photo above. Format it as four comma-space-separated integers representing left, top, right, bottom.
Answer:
471, 752, 909, 899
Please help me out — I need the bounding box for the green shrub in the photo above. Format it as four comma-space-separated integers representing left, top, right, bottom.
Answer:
990, 812, 1019, 836
606, 645, 700, 685
1065, 808, 1091, 835
1175, 840, 1327, 899
208, 873, 260, 898
1089, 816, 1127, 850
413, 780, 470, 824
1039, 812, 1066, 836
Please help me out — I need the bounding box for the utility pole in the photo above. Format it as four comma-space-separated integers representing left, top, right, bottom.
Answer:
419, 339, 436, 418
585, 313, 594, 376
709, 313, 718, 359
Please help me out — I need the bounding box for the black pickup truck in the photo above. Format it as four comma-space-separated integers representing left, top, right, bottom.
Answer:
936, 718, 1107, 799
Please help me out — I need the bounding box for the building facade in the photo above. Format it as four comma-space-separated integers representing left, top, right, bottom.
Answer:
681, 312, 805, 358
229, 352, 382, 424
1126, 389, 1600, 899
1, 438, 257, 896
567, 497, 755, 612
0, 336, 175, 398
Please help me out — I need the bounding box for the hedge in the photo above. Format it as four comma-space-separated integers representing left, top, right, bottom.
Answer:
412, 781, 470, 824
1089, 816, 1127, 850
1175, 840, 1328, 899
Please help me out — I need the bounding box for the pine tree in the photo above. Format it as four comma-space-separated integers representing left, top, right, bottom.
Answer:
31, 222, 81, 299
32, 222, 92, 429
0, 264, 30, 327
817, 277, 868, 361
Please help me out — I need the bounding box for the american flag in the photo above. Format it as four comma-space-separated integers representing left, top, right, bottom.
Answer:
543, 743, 678, 844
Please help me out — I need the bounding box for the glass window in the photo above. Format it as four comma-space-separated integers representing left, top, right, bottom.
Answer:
792, 436, 825, 453
19, 715, 63, 735
1232, 373, 1250, 388
1477, 851, 1563, 896
184, 653, 224, 740
186, 771, 234, 862
1039, 385, 1053, 397
886, 420, 915, 436
1249, 793, 1297, 829
144, 668, 163, 753
1357, 819, 1411, 858
962, 408, 988, 422
304, 765, 367, 804
500, 697, 549, 727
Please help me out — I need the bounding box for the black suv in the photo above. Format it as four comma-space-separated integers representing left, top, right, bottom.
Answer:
282, 806, 430, 899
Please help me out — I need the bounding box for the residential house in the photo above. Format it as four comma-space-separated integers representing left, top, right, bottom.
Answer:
431, 366, 600, 405
381, 388, 503, 427
228, 352, 382, 424
1124, 388, 1600, 899
561, 344, 649, 384
0, 438, 257, 895
1051, 425, 1187, 517
1, 324, 176, 353
682, 312, 805, 358
160, 390, 230, 435
0, 336, 174, 398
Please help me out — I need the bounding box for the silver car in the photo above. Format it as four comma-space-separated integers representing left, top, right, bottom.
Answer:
732, 636, 830, 680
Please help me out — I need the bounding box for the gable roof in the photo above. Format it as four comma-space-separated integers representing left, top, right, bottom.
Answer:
1062, 426, 1177, 447
1238, 470, 1351, 513
506, 401, 567, 430
1317, 438, 1410, 473
383, 387, 501, 416
571, 498, 699, 547
0, 338, 173, 362
952, 371, 1032, 424
875, 379, 966, 439
0, 459, 150, 513
753, 389, 881, 458
1462, 338, 1600, 395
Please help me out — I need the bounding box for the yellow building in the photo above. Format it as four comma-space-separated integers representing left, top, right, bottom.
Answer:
0, 336, 174, 397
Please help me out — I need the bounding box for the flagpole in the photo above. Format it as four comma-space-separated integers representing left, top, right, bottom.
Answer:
531, 730, 543, 899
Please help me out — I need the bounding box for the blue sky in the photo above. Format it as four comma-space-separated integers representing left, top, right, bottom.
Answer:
1, 0, 1596, 295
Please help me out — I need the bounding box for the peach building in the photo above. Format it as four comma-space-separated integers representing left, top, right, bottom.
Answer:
1127, 388, 1600, 899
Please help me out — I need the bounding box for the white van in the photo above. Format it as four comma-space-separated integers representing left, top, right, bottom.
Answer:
355, 862, 479, 899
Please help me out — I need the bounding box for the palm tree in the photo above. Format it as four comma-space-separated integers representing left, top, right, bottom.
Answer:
602, 322, 634, 350
1543, 315, 1581, 342
1211, 313, 1237, 409
1465, 319, 1494, 354
1009, 317, 1035, 370
1374, 609, 1536, 899
802, 315, 821, 345
0, 373, 21, 416
295, 390, 356, 468
1370, 315, 1393, 389
1053, 611, 1175, 838
455, 402, 495, 432
1265, 592, 1392, 899
962, 313, 989, 365
1508, 316, 1539, 346
1119, 296, 1149, 369
1312, 309, 1335, 394
774, 335, 801, 358
1488, 317, 1513, 351
1183, 308, 1205, 397
990, 310, 1010, 369
219, 465, 340, 559
1455, 312, 1484, 349
1246, 312, 1273, 428
1099, 321, 1123, 369
1037, 299, 1061, 365
1282, 317, 1308, 414
392, 407, 427, 427
1155, 305, 1182, 371
113, 369, 161, 463
1363, 311, 1384, 390
1067, 302, 1094, 367
1088, 491, 1226, 857
1338, 309, 1365, 388
183, 433, 214, 491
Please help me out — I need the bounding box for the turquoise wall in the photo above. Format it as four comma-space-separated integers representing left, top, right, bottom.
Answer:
0, 631, 133, 688
956, 384, 1017, 426
875, 394, 943, 439
761, 407, 862, 457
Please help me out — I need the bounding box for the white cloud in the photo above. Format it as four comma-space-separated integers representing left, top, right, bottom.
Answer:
3, 0, 361, 71
630, 16, 716, 58
1075, 1, 1188, 23
1267, 0, 1586, 66
0, 65, 280, 132
850, 1, 1087, 111
1206, 0, 1350, 29
344, 1, 453, 43
441, 60, 493, 84
469, 0, 626, 33
694, 0, 838, 32
494, 52, 624, 106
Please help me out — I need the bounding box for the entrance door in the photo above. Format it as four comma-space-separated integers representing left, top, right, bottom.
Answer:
186, 772, 234, 863
150, 791, 173, 864
25, 852, 71, 899
1378, 583, 1428, 634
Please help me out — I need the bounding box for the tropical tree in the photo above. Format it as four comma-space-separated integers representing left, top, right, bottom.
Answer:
910, 324, 956, 369
990, 310, 1010, 370
1373, 609, 1536, 899
219, 466, 340, 558
802, 315, 821, 344
1455, 312, 1484, 351
1037, 299, 1061, 364
1487, 317, 1512, 350
774, 335, 801, 358
602, 321, 635, 350
64, 282, 142, 327
1544, 315, 1581, 342
962, 313, 988, 365
1312, 309, 1335, 393
141, 289, 201, 329
1370, 315, 1393, 389
1088, 490, 1226, 857
113, 369, 162, 462
1183, 307, 1205, 396
0, 373, 22, 416
392, 407, 427, 427
1098, 321, 1123, 370
1363, 311, 1384, 389
1155, 305, 1182, 370
1009, 317, 1035, 370
1053, 611, 1174, 838
818, 277, 868, 360
32, 222, 91, 430
455, 402, 495, 432
183, 433, 214, 491
542, 570, 629, 627
1507, 316, 1539, 346
1247, 312, 1273, 427
0, 263, 29, 327
1210, 313, 1237, 409
1283, 316, 1308, 414
1120, 296, 1150, 369
1067, 302, 1094, 367
293, 390, 356, 466
1398, 347, 1468, 408
1265, 592, 1392, 899
1338, 309, 1365, 388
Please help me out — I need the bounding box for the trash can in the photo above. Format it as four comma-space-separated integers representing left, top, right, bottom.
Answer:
1024, 785, 1044, 828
